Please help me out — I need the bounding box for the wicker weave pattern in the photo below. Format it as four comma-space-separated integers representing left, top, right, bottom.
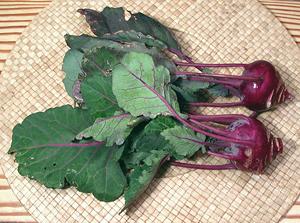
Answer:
0, 0, 299, 222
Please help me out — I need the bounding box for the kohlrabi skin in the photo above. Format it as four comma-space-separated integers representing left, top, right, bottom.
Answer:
239, 60, 292, 111
172, 115, 283, 173
222, 117, 283, 172
172, 58, 292, 113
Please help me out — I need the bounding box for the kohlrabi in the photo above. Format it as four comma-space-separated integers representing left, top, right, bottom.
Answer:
173, 60, 292, 113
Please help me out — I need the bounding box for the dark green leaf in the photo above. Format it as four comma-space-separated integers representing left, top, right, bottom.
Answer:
9, 105, 126, 202
65, 34, 160, 55
122, 152, 168, 212
102, 30, 167, 50
80, 47, 123, 119
208, 84, 231, 97
78, 7, 130, 36
62, 49, 84, 98
123, 116, 177, 167
78, 7, 180, 50
81, 74, 120, 119
65, 34, 175, 73
81, 47, 123, 77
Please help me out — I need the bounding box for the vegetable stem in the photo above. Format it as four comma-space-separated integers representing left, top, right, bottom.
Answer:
187, 76, 241, 87
189, 118, 228, 136
171, 161, 236, 170
175, 71, 261, 81
207, 151, 240, 161
189, 101, 244, 107
174, 61, 247, 68
188, 114, 247, 124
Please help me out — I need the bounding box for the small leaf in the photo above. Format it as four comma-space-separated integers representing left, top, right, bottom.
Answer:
122, 153, 168, 212
77, 113, 141, 146
161, 125, 206, 159
9, 105, 126, 202
112, 52, 179, 118
62, 49, 84, 98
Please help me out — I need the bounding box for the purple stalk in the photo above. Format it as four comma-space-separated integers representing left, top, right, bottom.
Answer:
178, 136, 231, 148
188, 114, 247, 124
171, 161, 236, 170
189, 119, 253, 146
207, 151, 240, 160
175, 71, 261, 81
47, 141, 104, 147
187, 76, 241, 87
94, 113, 130, 123
174, 61, 247, 68
189, 118, 229, 136
127, 68, 252, 145
189, 101, 244, 107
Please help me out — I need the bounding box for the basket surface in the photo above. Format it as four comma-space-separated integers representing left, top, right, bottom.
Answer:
0, 0, 300, 222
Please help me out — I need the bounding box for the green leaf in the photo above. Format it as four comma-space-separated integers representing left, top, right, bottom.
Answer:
122, 152, 167, 211
175, 79, 210, 92
102, 30, 167, 50
77, 113, 142, 146
62, 49, 84, 98
161, 125, 206, 159
65, 35, 176, 73
171, 75, 210, 102
112, 52, 179, 118
81, 74, 120, 119
208, 84, 231, 97
123, 116, 177, 167
9, 105, 126, 202
65, 34, 160, 56
80, 47, 122, 119
78, 7, 130, 36
81, 47, 122, 77
78, 7, 180, 50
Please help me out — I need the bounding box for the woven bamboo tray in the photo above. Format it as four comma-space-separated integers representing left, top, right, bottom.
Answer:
0, 0, 300, 222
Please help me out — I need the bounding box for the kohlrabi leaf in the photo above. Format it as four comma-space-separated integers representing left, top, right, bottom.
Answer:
123, 116, 177, 167
80, 47, 122, 119
161, 125, 206, 159
9, 105, 126, 202
171, 77, 210, 102
65, 34, 160, 56
62, 49, 84, 98
81, 47, 122, 77
78, 7, 180, 50
65, 35, 176, 73
78, 7, 130, 36
208, 84, 231, 97
112, 52, 179, 118
122, 152, 168, 212
175, 78, 210, 92
127, 11, 180, 50
77, 113, 142, 146
81, 74, 120, 119
102, 30, 167, 50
